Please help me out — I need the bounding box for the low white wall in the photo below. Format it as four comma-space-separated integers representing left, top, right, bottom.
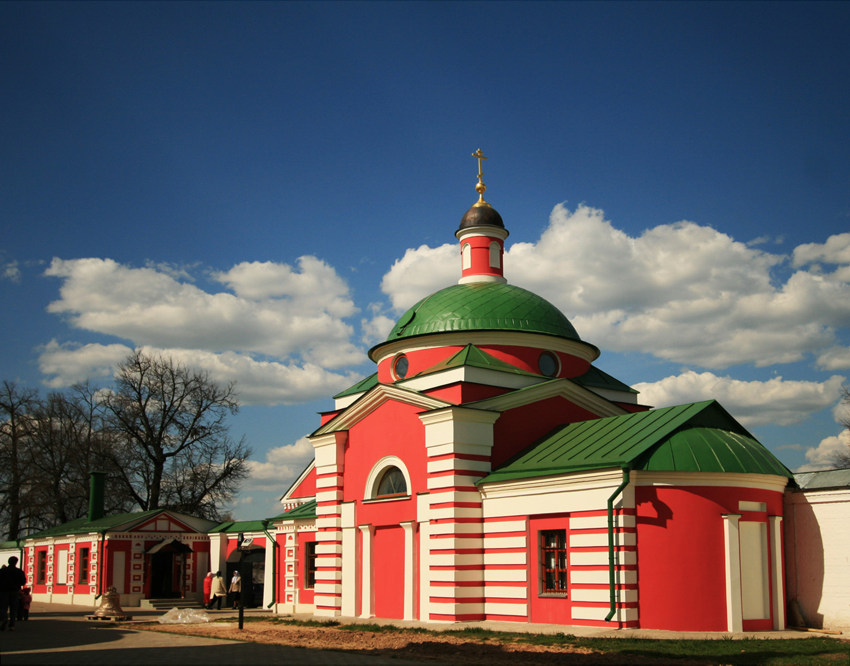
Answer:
785, 488, 850, 630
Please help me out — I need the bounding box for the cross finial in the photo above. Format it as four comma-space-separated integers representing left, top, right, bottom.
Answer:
471, 148, 489, 206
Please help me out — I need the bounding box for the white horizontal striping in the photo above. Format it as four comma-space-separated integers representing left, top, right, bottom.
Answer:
429, 586, 484, 598
315, 475, 341, 489
315, 490, 344, 503
428, 490, 483, 504
482, 535, 526, 548
428, 521, 483, 536
315, 543, 341, 555
484, 585, 527, 599
315, 527, 342, 539
570, 532, 635, 548
429, 506, 483, 521
429, 569, 484, 583
571, 606, 638, 623
569, 514, 635, 530
430, 553, 484, 567
313, 595, 342, 608
483, 551, 526, 565
427, 475, 484, 490
314, 583, 342, 595
569, 550, 636, 566
570, 588, 638, 603
483, 520, 526, 534
428, 458, 492, 474
570, 569, 636, 585
484, 602, 528, 616
429, 537, 483, 551
483, 568, 527, 582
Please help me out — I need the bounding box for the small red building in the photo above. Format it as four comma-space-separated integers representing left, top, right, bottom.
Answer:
22, 473, 216, 608
272, 159, 793, 631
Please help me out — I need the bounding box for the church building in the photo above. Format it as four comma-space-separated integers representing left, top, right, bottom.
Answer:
272, 151, 794, 632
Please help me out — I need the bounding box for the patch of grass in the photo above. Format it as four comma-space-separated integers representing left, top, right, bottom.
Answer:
272, 617, 340, 627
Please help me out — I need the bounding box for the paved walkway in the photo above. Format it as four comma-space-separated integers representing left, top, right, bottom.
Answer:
2, 601, 843, 665
0, 602, 423, 665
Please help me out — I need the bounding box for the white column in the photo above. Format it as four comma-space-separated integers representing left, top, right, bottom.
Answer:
417, 493, 431, 622
358, 524, 374, 618
722, 514, 743, 632
341, 502, 357, 617
769, 516, 785, 630
401, 521, 417, 621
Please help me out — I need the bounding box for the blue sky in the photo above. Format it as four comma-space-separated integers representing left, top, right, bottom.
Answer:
3, 1, 850, 519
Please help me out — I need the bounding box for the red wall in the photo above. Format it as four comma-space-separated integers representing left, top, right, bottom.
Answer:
296, 530, 316, 605
289, 467, 317, 499
492, 397, 598, 467
372, 525, 405, 619
635, 485, 783, 631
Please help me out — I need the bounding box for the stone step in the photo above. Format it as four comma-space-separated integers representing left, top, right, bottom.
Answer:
139, 597, 203, 610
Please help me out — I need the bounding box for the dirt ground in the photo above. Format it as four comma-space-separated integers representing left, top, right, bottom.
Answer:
142, 620, 693, 664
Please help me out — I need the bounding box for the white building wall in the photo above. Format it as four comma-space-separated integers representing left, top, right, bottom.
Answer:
784, 488, 850, 630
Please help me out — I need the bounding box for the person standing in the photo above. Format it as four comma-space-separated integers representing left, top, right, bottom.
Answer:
207, 571, 226, 610
228, 571, 241, 609
202, 572, 213, 608
0, 556, 27, 631
17, 586, 32, 621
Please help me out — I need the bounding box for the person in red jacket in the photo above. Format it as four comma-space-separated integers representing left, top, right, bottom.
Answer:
202, 572, 213, 608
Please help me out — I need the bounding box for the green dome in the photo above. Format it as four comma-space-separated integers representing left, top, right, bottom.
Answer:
384, 282, 582, 343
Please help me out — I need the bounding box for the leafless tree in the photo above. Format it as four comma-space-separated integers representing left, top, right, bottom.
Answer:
100, 350, 250, 520
0, 381, 38, 540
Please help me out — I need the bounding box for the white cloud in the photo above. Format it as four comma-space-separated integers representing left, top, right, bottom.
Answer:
792, 232, 850, 268
798, 429, 850, 471
38, 340, 132, 387
245, 436, 314, 492
817, 346, 850, 370
3, 261, 21, 283
633, 371, 846, 427
42, 256, 368, 400
379, 203, 850, 370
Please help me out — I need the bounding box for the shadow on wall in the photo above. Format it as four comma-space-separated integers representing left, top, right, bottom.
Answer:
784, 492, 825, 629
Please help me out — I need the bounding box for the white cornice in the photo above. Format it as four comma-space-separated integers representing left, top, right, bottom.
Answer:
399, 366, 543, 393
312, 383, 451, 436
371, 331, 600, 364
631, 471, 790, 493
480, 468, 625, 499
468, 377, 627, 418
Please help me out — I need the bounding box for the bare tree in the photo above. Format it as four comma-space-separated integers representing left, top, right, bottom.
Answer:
0, 381, 38, 540
26, 384, 135, 529
100, 350, 250, 520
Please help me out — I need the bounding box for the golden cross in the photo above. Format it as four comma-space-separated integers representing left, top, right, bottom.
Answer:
472, 148, 487, 183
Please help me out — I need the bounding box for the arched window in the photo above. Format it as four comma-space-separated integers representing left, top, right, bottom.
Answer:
462, 242, 472, 269
376, 466, 407, 498
365, 456, 411, 501
489, 241, 501, 268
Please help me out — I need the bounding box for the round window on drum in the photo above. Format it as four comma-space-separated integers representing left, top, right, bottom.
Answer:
538, 351, 560, 377
393, 354, 409, 379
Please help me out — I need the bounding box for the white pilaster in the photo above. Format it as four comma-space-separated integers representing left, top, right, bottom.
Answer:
769, 515, 785, 630
722, 514, 743, 632
358, 524, 374, 618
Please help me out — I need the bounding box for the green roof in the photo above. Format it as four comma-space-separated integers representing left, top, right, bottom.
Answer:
25, 509, 162, 539
414, 344, 541, 378
377, 282, 584, 349
480, 401, 792, 484
273, 499, 317, 521
333, 373, 379, 399
209, 519, 270, 534
574, 365, 638, 394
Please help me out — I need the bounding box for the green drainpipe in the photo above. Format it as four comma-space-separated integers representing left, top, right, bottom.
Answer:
95, 530, 108, 600
605, 467, 631, 624
261, 521, 278, 609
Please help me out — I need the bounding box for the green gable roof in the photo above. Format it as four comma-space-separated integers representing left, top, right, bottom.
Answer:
274, 499, 317, 521
573, 364, 638, 394
379, 282, 584, 347
333, 373, 379, 399
480, 401, 792, 484
414, 344, 541, 378
209, 519, 270, 534
26, 509, 163, 539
